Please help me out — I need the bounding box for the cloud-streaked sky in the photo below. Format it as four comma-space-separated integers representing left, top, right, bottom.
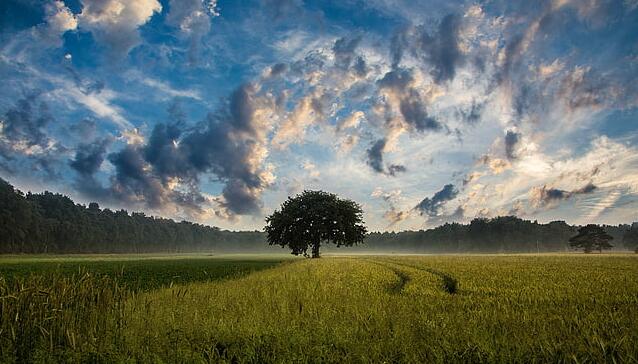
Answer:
1, 0, 637, 231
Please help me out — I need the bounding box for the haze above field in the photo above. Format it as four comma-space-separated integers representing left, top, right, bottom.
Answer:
1, 0, 637, 231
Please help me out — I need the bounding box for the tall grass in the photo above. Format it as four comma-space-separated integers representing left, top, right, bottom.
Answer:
123, 255, 638, 362
0, 271, 127, 362
0, 257, 284, 362
0, 255, 637, 362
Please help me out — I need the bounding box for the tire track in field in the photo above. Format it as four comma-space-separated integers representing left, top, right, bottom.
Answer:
368, 258, 459, 294
363, 260, 412, 294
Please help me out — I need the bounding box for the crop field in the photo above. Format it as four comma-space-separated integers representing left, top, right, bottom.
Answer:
0, 255, 288, 290
1, 254, 637, 363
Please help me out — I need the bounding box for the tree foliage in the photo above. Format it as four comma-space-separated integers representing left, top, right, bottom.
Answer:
569, 224, 614, 253
0, 178, 266, 253
622, 223, 638, 253
0, 178, 634, 254
365, 217, 630, 253
264, 190, 367, 258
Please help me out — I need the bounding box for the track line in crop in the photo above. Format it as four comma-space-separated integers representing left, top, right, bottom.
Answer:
388, 269, 411, 294
363, 260, 412, 294
369, 258, 459, 294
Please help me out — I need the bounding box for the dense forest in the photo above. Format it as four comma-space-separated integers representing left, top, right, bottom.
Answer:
1, 178, 636, 254
365, 218, 636, 253
0, 178, 267, 254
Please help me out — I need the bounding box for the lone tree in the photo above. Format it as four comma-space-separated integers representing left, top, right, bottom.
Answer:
569, 224, 613, 253
264, 190, 367, 258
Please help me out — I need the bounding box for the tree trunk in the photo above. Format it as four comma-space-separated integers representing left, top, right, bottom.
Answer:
311, 241, 320, 258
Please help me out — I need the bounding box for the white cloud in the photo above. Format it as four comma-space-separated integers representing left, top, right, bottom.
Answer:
125, 71, 203, 101
46, 1, 78, 34
78, 0, 162, 57
56, 86, 132, 129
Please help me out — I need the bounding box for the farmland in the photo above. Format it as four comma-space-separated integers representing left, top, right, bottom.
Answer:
1, 254, 637, 362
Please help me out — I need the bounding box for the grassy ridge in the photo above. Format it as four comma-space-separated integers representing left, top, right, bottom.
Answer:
1, 255, 637, 362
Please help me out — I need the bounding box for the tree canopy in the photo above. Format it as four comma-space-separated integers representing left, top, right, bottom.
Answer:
264, 190, 367, 258
622, 223, 638, 253
0, 178, 634, 254
569, 225, 614, 253
0, 177, 266, 254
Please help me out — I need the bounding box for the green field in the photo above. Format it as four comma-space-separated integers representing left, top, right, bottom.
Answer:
1, 254, 637, 363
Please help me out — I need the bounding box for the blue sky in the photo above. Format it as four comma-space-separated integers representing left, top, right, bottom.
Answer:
1, 0, 637, 231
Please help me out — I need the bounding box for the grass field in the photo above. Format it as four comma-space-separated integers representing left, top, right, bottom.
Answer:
0, 254, 289, 290
1, 254, 637, 362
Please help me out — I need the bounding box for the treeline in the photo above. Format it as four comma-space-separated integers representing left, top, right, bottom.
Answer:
1, 178, 637, 254
364, 217, 638, 253
0, 178, 268, 254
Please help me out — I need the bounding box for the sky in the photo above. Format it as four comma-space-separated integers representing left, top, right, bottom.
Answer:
0, 0, 637, 231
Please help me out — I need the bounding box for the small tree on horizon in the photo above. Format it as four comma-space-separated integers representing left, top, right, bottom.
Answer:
264, 190, 367, 258
569, 225, 613, 253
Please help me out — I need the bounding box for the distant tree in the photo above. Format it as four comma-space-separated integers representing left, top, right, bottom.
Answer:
264, 190, 367, 258
622, 224, 638, 253
569, 225, 614, 253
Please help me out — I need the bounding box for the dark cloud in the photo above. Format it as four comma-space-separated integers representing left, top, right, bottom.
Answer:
531, 182, 598, 207
378, 68, 442, 133
352, 56, 368, 77
399, 90, 442, 132
417, 13, 464, 84
372, 68, 444, 174
389, 29, 409, 69
76, 83, 271, 217
366, 138, 386, 174
333, 36, 362, 69
220, 179, 262, 215
1, 94, 52, 148
377, 68, 414, 90
387, 164, 407, 176
142, 121, 189, 180
107, 145, 166, 208
269, 63, 288, 77
415, 184, 459, 216
504, 130, 521, 160
68, 143, 202, 218
365, 138, 407, 177
0, 94, 65, 178
428, 205, 465, 225
573, 182, 598, 194
513, 84, 534, 119
70, 138, 111, 176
